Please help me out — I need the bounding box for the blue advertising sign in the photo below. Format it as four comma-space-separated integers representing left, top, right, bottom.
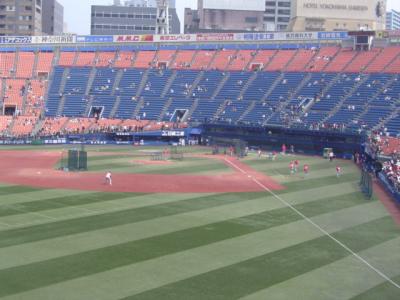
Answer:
0, 36, 32, 44
317, 32, 348, 40
76, 35, 114, 43
241, 33, 274, 41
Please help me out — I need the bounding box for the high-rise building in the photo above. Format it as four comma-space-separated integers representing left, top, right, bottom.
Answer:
264, 0, 291, 31
386, 9, 400, 30
185, 0, 265, 33
0, 0, 43, 36
91, 0, 180, 35
289, 0, 387, 31
42, 0, 63, 35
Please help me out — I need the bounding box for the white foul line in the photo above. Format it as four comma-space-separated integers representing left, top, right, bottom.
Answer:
224, 158, 400, 289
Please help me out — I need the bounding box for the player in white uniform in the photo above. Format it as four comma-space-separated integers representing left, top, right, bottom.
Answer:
105, 171, 112, 185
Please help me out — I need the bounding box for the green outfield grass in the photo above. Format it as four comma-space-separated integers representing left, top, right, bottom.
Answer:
0, 146, 399, 299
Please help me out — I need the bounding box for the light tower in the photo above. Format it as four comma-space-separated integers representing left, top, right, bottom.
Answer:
156, 0, 170, 34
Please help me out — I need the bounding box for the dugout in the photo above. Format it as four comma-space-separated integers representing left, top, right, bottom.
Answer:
202, 123, 364, 158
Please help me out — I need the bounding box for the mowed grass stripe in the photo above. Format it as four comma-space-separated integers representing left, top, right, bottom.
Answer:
0, 189, 94, 206
0, 185, 44, 196
350, 274, 400, 300
279, 173, 359, 193
0, 193, 216, 230
0, 190, 366, 292
0, 180, 360, 230
241, 238, 400, 300
4, 208, 390, 300
0, 192, 262, 248
0, 182, 360, 270
123, 217, 399, 300
87, 158, 230, 174
0, 192, 145, 218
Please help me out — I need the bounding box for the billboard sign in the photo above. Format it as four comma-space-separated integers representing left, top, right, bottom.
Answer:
196, 33, 235, 42
317, 31, 348, 39
155, 34, 196, 42
294, 0, 386, 21
32, 35, 76, 44
76, 35, 114, 43
202, 0, 265, 11
113, 35, 154, 43
0, 36, 32, 44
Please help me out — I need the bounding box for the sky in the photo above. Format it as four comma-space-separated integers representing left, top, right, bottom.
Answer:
59, 0, 400, 35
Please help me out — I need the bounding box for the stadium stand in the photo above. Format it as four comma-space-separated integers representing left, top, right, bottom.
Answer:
0, 44, 398, 138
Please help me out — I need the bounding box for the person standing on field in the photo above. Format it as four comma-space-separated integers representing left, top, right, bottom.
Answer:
105, 171, 112, 185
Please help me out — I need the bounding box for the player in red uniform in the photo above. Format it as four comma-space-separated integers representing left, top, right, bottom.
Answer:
294, 160, 299, 173
303, 164, 309, 175
282, 144, 287, 155
289, 161, 295, 175
336, 165, 341, 177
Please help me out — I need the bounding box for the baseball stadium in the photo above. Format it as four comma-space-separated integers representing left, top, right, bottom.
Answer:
0, 27, 400, 299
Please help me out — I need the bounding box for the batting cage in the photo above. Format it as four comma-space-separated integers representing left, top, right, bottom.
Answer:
67, 149, 88, 171
209, 137, 248, 158
360, 169, 373, 199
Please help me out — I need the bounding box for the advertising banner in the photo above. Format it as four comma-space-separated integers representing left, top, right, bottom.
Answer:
276, 31, 318, 40
317, 31, 348, 39
32, 35, 76, 44
155, 34, 197, 42
196, 33, 235, 42
113, 35, 154, 43
0, 36, 32, 44
238, 33, 275, 41
76, 35, 114, 43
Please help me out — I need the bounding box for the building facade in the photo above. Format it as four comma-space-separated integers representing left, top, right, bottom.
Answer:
0, 0, 43, 36
264, 0, 291, 31
386, 9, 400, 30
289, 0, 387, 31
91, 0, 180, 35
42, 0, 63, 35
185, 0, 265, 33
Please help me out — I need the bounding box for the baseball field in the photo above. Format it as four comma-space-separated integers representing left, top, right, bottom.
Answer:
0, 145, 399, 299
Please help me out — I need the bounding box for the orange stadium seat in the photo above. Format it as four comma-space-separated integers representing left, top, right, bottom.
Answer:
366, 46, 400, 73
249, 50, 276, 70
172, 50, 195, 69
58, 52, 77, 66
324, 48, 357, 72
0, 53, 16, 77
307, 46, 339, 72
25, 80, 46, 117
155, 50, 176, 67
344, 48, 381, 73
384, 50, 400, 73
209, 49, 236, 70
0, 115, 12, 133
227, 50, 254, 71
39, 117, 69, 136
3, 79, 26, 110
133, 51, 156, 68
36, 52, 54, 75
95, 52, 116, 67
114, 51, 135, 68
285, 49, 316, 72
191, 50, 215, 70
265, 49, 296, 71
16, 52, 35, 78
10, 116, 38, 137
75, 52, 96, 66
